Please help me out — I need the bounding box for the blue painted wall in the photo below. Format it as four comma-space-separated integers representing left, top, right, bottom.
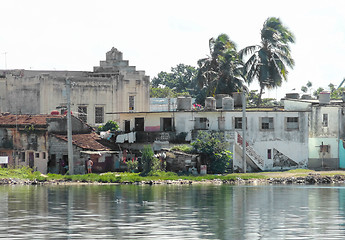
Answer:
339, 140, 345, 168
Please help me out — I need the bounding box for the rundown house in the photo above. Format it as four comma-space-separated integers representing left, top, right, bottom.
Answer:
0, 47, 150, 126
284, 91, 345, 170
111, 96, 309, 173
0, 113, 115, 174
49, 132, 116, 174
0, 114, 66, 173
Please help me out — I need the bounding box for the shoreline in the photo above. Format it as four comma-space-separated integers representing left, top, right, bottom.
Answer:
2, 172, 345, 186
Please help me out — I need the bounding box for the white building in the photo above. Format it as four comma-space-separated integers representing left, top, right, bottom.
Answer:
113, 97, 309, 172
284, 92, 345, 169
0, 48, 150, 126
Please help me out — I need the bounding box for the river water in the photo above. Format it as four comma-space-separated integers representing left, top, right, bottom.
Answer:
1, 184, 345, 239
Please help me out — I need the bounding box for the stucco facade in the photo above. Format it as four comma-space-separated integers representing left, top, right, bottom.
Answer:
114, 107, 309, 172
284, 98, 345, 170
0, 48, 150, 126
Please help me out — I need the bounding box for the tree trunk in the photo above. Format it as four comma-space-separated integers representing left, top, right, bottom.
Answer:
257, 87, 264, 107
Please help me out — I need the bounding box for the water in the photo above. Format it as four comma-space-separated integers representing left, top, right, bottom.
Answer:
1, 184, 345, 239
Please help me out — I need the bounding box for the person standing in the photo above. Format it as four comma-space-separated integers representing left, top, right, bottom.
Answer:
87, 158, 93, 173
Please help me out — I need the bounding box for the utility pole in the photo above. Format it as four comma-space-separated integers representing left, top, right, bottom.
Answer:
66, 78, 74, 174
242, 91, 247, 173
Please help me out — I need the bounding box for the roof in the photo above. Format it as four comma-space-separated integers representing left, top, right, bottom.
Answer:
53, 132, 111, 151
0, 114, 64, 127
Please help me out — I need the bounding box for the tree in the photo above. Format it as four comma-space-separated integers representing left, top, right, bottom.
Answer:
240, 17, 295, 106
191, 131, 232, 174
196, 34, 245, 101
97, 120, 119, 132
150, 87, 177, 98
140, 145, 162, 175
150, 64, 198, 97
247, 90, 276, 107
313, 87, 324, 98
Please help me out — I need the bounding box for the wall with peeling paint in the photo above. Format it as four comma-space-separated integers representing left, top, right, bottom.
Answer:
0, 48, 150, 126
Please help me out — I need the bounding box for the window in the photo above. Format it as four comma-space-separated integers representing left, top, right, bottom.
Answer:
95, 106, 104, 124
218, 117, 225, 130
235, 117, 247, 129
161, 118, 173, 131
35, 152, 39, 158
320, 144, 330, 153
21, 152, 25, 162
129, 96, 135, 111
78, 106, 87, 122
43, 152, 46, 159
195, 117, 208, 130
261, 117, 274, 130
286, 117, 299, 130
322, 114, 328, 127
267, 149, 272, 159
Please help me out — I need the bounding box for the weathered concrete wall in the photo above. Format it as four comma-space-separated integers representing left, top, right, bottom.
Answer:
116, 110, 309, 171
48, 136, 85, 174
47, 116, 91, 134
0, 128, 49, 173
0, 48, 150, 126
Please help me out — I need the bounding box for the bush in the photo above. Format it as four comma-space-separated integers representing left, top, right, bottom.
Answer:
170, 145, 194, 154
191, 131, 232, 174
98, 120, 119, 132
126, 160, 139, 173
140, 145, 163, 175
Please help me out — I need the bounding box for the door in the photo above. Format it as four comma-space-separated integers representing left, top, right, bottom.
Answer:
135, 118, 144, 131
125, 120, 131, 133
28, 152, 34, 168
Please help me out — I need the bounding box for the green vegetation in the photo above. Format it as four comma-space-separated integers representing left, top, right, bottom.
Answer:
140, 145, 164, 175
170, 144, 194, 154
191, 131, 232, 174
150, 64, 198, 98
0, 166, 268, 183
2, 167, 345, 184
240, 17, 295, 107
196, 33, 245, 104
0, 167, 42, 180
97, 120, 119, 132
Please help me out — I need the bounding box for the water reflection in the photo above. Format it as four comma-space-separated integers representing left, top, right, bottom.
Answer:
1, 184, 345, 239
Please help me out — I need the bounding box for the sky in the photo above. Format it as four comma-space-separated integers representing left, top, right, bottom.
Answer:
1, 0, 345, 99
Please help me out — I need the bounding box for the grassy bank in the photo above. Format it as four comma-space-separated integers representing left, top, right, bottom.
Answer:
1, 167, 345, 184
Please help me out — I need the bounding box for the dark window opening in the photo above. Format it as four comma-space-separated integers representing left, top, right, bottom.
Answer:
161, 118, 173, 131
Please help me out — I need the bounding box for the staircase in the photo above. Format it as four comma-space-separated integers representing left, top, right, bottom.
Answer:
236, 132, 264, 171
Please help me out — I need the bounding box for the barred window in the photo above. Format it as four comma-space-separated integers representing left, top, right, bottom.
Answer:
95, 107, 104, 124
261, 117, 274, 130
286, 117, 299, 130
78, 106, 87, 123
129, 96, 135, 111
322, 114, 328, 127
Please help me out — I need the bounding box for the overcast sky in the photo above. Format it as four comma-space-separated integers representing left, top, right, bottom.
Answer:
1, 0, 345, 99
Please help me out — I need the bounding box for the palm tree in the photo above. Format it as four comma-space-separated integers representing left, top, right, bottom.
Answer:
240, 17, 295, 106
197, 34, 245, 99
